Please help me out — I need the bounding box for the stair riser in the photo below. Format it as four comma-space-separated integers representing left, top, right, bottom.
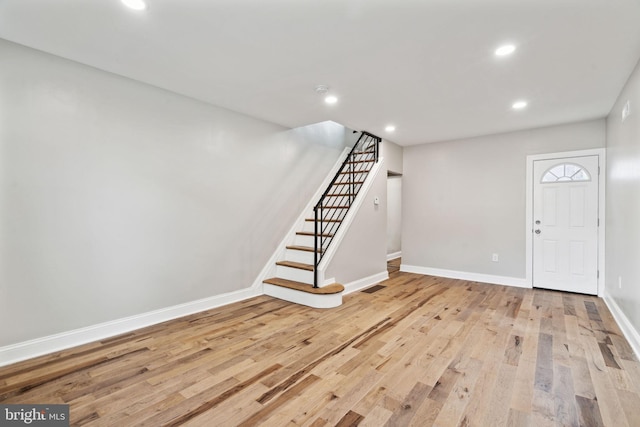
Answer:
302, 221, 315, 233
302, 221, 342, 233
263, 284, 342, 309
322, 197, 352, 206
293, 234, 314, 247
328, 183, 365, 195
275, 265, 314, 284
285, 249, 315, 265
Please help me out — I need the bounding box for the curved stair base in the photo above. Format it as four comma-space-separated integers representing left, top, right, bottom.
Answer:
263, 278, 344, 309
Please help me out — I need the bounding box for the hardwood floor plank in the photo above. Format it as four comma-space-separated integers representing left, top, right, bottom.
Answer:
481, 364, 517, 426
1, 272, 638, 426
576, 395, 605, 427
251, 373, 327, 426
506, 408, 531, 427
504, 334, 524, 366
553, 364, 579, 427
335, 409, 365, 427
616, 387, 640, 427
431, 357, 483, 426
383, 381, 431, 426
534, 332, 554, 393
583, 336, 630, 427
284, 372, 346, 426
358, 405, 393, 427
598, 342, 622, 369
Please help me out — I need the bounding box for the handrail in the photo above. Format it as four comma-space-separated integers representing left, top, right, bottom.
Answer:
312, 131, 381, 287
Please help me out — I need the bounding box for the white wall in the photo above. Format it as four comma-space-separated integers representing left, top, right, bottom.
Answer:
387, 176, 402, 256
0, 39, 348, 348
402, 119, 605, 280
381, 140, 403, 174
605, 57, 640, 338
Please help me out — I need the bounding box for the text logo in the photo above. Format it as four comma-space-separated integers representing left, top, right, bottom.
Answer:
1, 405, 69, 426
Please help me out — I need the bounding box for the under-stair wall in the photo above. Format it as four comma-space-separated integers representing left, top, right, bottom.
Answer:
323, 157, 389, 292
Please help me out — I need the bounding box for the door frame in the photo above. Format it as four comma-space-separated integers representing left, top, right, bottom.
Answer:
525, 148, 606, 296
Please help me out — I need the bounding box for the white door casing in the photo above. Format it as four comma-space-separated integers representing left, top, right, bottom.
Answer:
532, 155, 599, 294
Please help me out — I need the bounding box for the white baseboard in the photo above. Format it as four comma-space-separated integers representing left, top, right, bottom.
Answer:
400, 264, 530, 289
0, 286, 262, 368
603, 291, 640, 360
343, 271, 390, 295
387, 252, 402, 261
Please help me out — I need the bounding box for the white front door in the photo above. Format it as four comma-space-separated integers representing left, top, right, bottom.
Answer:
532, 155, 599, 294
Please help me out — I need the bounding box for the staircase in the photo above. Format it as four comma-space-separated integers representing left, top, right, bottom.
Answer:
263, 131, 381, 308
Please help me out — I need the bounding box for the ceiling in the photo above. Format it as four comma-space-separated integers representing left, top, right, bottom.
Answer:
1, 0, 639, 146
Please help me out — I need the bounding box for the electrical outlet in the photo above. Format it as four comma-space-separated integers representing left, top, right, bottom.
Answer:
492, 253, 499, 262
619, 276, 622, 289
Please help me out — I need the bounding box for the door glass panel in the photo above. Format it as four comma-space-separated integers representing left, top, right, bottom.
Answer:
541, 163, 591, 183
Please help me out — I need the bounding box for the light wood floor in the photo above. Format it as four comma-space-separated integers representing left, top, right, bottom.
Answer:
1, 265, 639, 426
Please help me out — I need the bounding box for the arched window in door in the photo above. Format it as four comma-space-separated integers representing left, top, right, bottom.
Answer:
541, 163, 591, 183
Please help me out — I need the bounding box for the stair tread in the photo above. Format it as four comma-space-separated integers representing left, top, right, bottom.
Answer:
276, 260, 314, 271
296, 231, 333, 237
347, 159, 375, 164
306, 218, 342, 223
286, 245, 324, 253
263, 277, 344, 294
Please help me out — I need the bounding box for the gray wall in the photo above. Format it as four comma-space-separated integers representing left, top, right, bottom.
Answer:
402, 119, 605, 278
381, 139, 403, 257
325, 160, 388, 284
0, 39, 348, 347
605, 57, 640, 334
387, 176, 402, 256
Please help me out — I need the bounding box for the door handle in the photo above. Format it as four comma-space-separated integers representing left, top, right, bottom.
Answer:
535, 229, 541, 234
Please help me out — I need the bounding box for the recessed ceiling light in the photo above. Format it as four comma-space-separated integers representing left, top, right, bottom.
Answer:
495, 44, 516, 57
121, 0, 147, 11
512, 100, 528, 110
325, 95, 338, 105
385, 125, 396, 132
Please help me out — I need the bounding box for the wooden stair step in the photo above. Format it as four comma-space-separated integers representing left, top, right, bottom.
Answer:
286, 245, 324, 253
296, 231, 333, 237
346, 159, 375, 164
263, 278, 344, 294
275, 260, 314, 271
